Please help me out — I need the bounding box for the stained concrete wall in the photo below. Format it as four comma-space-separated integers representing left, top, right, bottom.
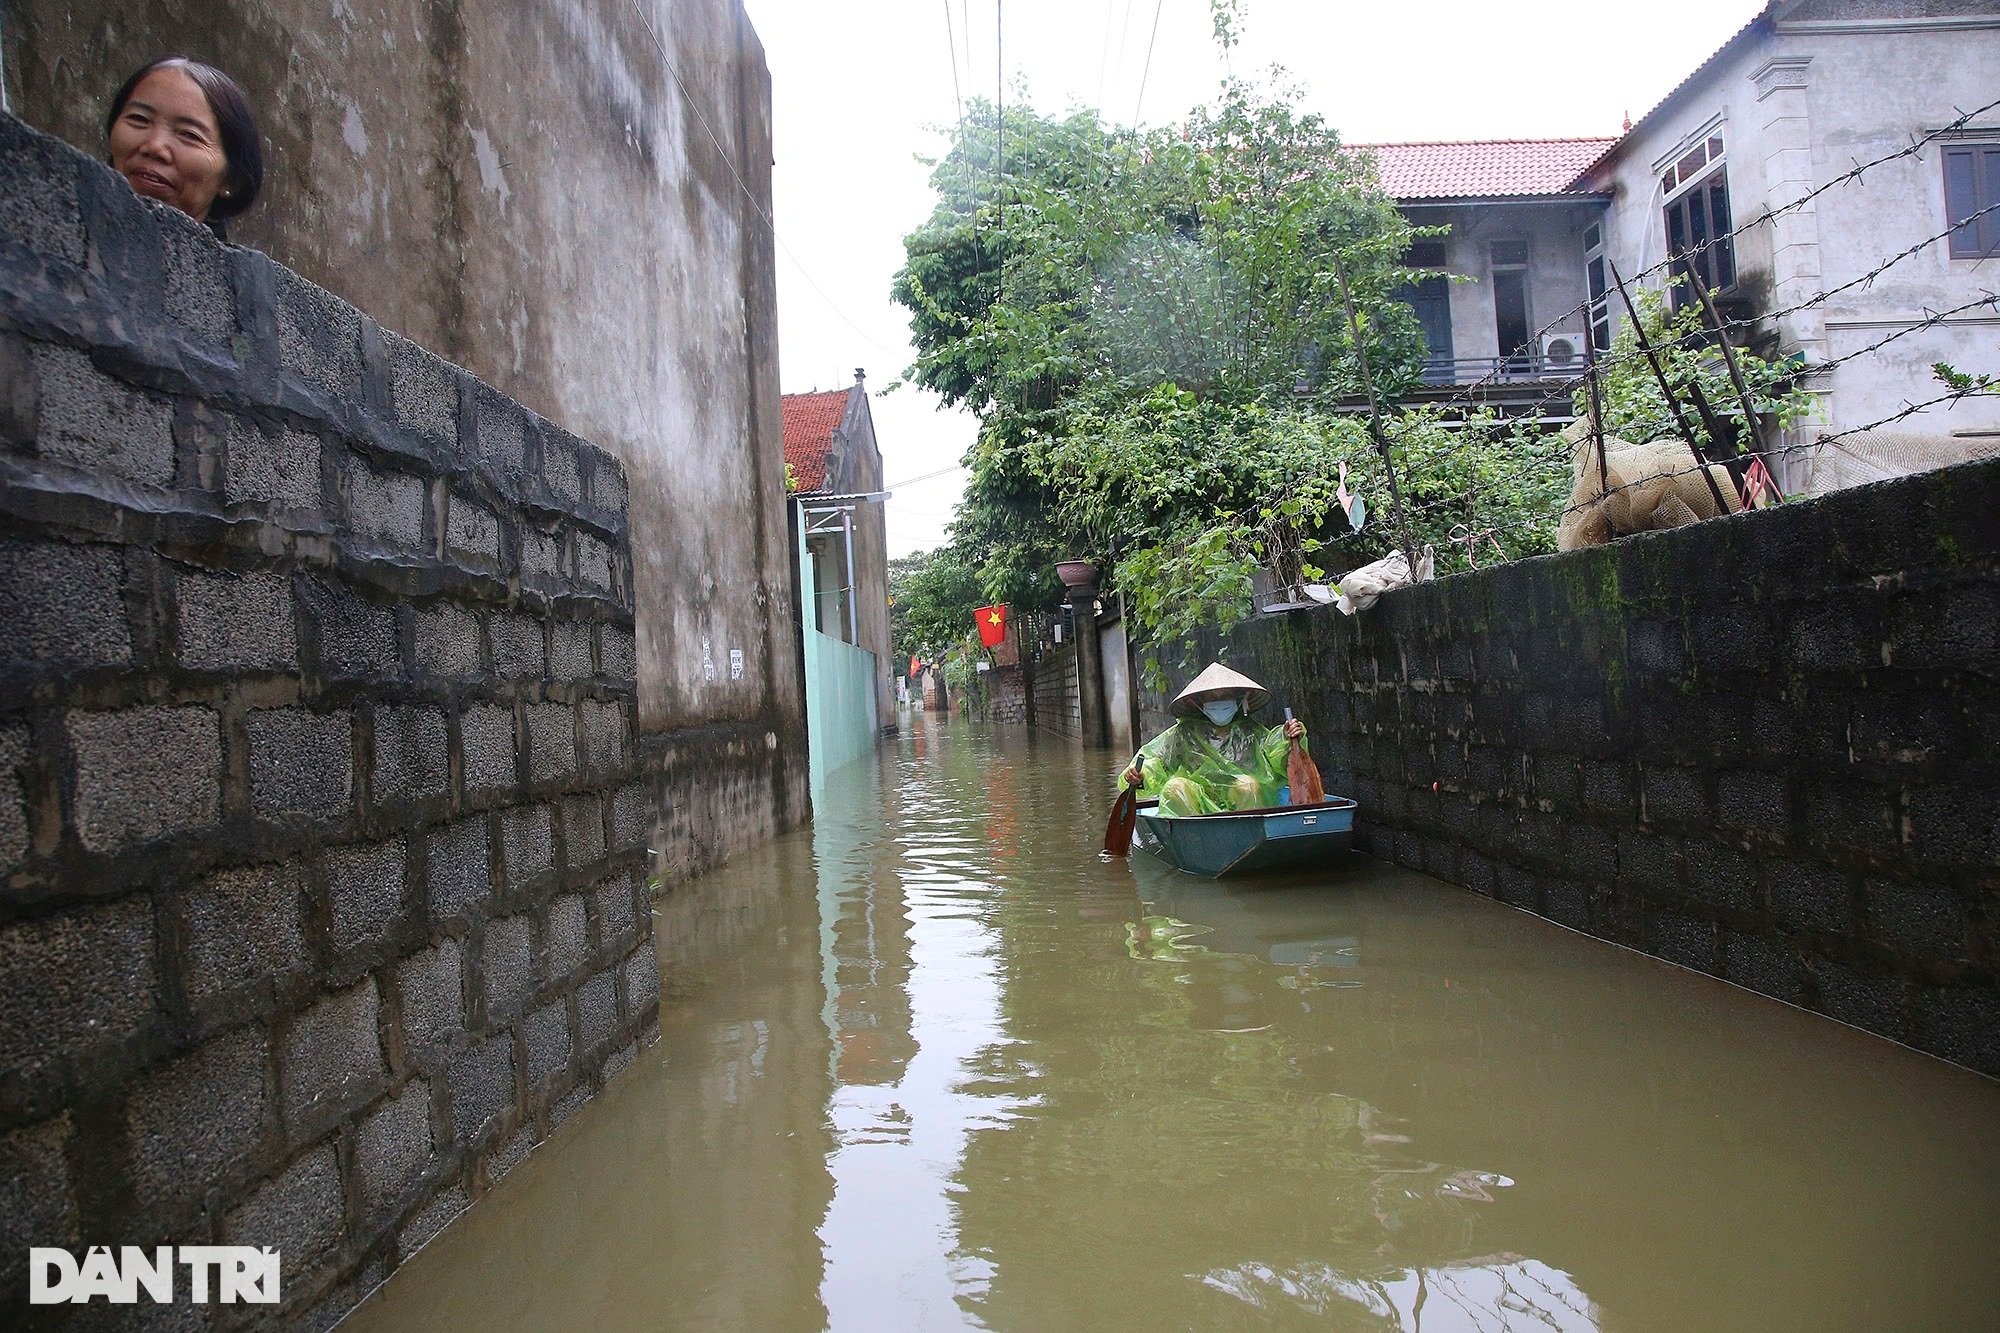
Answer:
0, 108, 798, 1325
1141, 456, 2000, 1078
1, 0, 807, 747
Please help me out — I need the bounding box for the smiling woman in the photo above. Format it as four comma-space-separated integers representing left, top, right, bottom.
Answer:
104, 57, 264, 233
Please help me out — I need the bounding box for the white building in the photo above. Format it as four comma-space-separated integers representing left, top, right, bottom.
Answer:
1365, 0, 2000, 493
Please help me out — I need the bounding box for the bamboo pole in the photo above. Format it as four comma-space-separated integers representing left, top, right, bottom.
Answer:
1331, 252, 1418, 572
1606, 260, 1732, 515
1680, 259, 1776, 478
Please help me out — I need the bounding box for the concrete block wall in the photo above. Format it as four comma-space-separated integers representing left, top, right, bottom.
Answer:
1030, 646, 1082, 741
0, 113, 666, 1325
1144, 456, 2000, 1078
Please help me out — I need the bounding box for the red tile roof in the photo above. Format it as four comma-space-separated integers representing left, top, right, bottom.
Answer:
1355, 139, 1620, 200
781, 388, 849, 493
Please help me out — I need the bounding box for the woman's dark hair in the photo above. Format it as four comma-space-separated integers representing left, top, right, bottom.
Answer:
105, 57, 264, 221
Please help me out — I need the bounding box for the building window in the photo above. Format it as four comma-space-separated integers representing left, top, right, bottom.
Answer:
1397, 241, 1454, 383
1490, 239, 1531, 368
1582, 223, 1610, 353
1662, 133, 1735, 304
1944, 144, 2000, 258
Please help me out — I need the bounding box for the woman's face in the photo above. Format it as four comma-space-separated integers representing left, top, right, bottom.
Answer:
108, 67, 229, 222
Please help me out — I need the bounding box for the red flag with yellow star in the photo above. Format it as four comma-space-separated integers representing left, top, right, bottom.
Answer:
975, 604, 1008, 648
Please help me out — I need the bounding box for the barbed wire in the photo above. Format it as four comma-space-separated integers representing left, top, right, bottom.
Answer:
1404, 96, 2000, 413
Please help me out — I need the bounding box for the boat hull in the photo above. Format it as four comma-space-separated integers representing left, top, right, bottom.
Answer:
1134, 798, 1358, 878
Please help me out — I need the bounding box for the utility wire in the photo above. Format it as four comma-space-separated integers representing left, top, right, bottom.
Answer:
622, 0, 903, 357
1133, 0, 1166, 126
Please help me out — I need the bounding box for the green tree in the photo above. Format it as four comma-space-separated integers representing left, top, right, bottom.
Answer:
893, 78, 1436, 630
889, 546, 986, 666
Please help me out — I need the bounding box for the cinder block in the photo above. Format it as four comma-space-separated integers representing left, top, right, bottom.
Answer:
525, 703, 575, 782
1717, 769, 1790, 836
499, 804, 553, 889
1769, 860, 1854, 935
0, 1117, 77, 1293
460, 705, 518, 795
353, 1078, 434, 1218
598, 625, 635, 682
398, 939, 464, 1053
0, 329, 37, 452
484, 1126, 537, 1184
226, 418, 324, 510
68, 706, 220, 850
591, 875, 637, 951
1651, 913, 1714, 972
446, 1034, 513, 1141
275, 267, 363, 398
385, 330, 458, 448
373, 706, 449, 805
426, 817, 492, 917
444, 492, 501, 564
549, 1082, 592, 1128
608, 781, 651, 855
523, 999, 570, 1085
1810, 959, 1907, 1036
621, 945, 659, 1019
327, 838, 408, 954
602, 1042, 637, 1082
29, 344, 174, 485
1889, 583, 1999, 671
482, 915, 536, 1020
415, 603, 484, 678
300, 577, 398, 678
562, 793, 604, 867
346, 464, 428, 549
585, 447, 628, 515
399, 1183, 468, 1255
0, 723, 29, 874
1910, 984, 2000, 1076
160, 212, 235, 342
490, 614, 545, 678
127, 1025, 269, 1206
575, 534, 613, 592
1641, 766, 1708, 826
519, 527, 566, 588
550, 622, 593, 683
1683, 841, 1759, 914
224, 1142, 342, 1282
578, 699, 628, 774
475, 389, 527, 473
1616, 830, 1683, 895
181, 861, 307, 1004
541, 433, 582, 506
577, 970, 619, 1051
546, 895, 588, 981
0, 114, 87, 264
1864, 876, 1964, 960
0, 898, 156, 1082
0, 538, 130, 666
178, 568, 296, 671
1723, 932, 1803, 1003
247, 708, 354, 819
281, 978, 385, 1129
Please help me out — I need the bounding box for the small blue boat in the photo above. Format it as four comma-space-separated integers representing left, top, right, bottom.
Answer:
1133, 797, 1359, 878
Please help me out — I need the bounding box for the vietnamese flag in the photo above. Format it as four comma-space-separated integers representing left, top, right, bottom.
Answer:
975, 604, 1009, 648
909, 653, 921, 679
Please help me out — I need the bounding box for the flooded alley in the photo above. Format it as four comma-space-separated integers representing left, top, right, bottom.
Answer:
346, 714, 2000, 1332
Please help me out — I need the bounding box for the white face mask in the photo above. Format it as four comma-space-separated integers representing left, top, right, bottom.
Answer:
1199, 699, 1240, 726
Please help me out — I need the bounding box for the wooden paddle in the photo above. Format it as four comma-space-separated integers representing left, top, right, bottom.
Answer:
1104, 754, 1143, 856
1284, 708, 1325, 806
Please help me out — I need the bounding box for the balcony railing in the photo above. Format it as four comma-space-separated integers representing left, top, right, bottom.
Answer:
1415, 353, 1590, 387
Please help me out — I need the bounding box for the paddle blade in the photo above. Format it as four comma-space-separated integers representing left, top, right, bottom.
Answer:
1287, 739, 1325, 806
1103, 787, 1139, 856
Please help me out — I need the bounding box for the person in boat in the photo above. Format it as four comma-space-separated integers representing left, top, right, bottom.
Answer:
1119, 662, 1304, 817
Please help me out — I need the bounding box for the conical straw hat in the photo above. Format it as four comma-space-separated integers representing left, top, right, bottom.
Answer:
1169, 662, 1270, 717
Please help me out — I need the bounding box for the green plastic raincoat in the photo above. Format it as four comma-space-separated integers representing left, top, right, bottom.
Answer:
1125, 717, 1298, 817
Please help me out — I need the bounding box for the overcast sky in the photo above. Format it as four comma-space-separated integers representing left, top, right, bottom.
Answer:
738, 0, 1769, 557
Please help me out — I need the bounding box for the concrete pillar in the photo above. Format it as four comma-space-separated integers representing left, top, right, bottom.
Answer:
1068, 582, 1108, 749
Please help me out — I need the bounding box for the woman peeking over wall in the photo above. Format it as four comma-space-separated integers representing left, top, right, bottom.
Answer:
105, 57, 264, 235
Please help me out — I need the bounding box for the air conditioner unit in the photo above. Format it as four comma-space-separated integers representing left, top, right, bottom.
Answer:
1540, 333, 1586, 369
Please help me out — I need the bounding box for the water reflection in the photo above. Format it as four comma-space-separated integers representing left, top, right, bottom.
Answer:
345, 711, 2000, 1333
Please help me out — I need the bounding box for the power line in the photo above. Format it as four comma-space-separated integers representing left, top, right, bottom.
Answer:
1133, 0, 1166, 126
621, 0, 903, 358
942, 0, 965, 127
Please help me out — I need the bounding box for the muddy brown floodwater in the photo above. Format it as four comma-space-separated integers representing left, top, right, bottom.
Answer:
345, 711, 2000, 1332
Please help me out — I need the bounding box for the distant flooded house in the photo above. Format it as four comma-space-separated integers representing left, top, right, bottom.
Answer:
1362, 0, 2000, 492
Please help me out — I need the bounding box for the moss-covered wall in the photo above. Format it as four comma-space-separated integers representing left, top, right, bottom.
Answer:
1140, 457, 2000, 1077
